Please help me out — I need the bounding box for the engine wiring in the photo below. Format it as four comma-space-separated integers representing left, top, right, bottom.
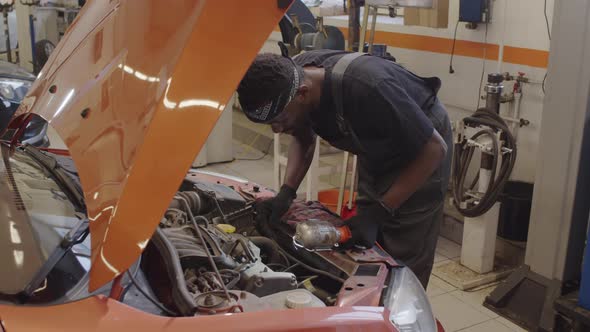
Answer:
284, 262, 301, 273
276, 245, 346, 284
213, 270, 241, 289
266, 263, 289, 271
177, 195, 233, 303
160, 190, 348, 310
277, 250, 291, 267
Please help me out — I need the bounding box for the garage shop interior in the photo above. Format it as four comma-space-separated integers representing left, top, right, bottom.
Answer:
0, 0, 589, 331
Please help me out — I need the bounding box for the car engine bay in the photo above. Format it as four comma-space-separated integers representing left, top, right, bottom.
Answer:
0, 151, 395, 316
0, 151, 399, 317
140, 171, 398, 316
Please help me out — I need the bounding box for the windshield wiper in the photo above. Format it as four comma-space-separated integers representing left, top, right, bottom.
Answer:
20, 217, 89, 301
21, 144, 85, 211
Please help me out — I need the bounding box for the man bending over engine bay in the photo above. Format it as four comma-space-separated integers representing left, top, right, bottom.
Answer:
237, 50, 452, 288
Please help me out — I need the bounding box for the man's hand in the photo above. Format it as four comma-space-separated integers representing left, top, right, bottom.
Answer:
342, 202, 394, 249
259, 184, 297, 223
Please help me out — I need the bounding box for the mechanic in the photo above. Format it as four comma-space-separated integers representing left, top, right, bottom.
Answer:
237, 50, 452, 288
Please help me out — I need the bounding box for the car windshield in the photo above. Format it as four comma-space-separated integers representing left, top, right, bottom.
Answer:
0, 144, 90, 303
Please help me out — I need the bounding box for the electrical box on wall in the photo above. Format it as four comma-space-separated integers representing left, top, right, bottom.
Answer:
459, 0, 488, 23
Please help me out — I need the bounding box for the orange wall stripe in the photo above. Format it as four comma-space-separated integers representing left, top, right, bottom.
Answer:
271, 25, 548, 68
503, 46, 549, 68
372, 29, 499, 60
338, 26, 499, 61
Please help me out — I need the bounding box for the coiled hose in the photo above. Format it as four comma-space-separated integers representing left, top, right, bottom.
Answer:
452, 108, 518, 218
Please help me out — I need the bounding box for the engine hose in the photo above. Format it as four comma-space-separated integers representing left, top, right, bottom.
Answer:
276, 245, 346, 284
452, 108, 518, 218
248, 235, 345, 284
248, 236, 290, 266
175, 196, 233, 303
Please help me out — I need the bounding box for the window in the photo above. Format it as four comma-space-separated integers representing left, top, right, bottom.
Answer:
0, 143, 90, 304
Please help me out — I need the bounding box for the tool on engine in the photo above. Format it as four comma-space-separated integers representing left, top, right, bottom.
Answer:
293, 219, 352, 251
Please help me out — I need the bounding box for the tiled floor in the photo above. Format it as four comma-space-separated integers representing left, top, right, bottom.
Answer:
431, 238, 527, 331
198, 142, 528, 332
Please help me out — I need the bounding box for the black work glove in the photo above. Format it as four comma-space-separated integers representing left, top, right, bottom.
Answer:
258, 184, 297, 223
342, 201, 395, 250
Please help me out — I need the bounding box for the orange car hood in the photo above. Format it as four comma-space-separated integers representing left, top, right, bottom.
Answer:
15, 0, 289, 291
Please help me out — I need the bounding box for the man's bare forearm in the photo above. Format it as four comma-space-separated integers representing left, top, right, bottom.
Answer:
381, 130, 447, 209
283, 128, 317, 190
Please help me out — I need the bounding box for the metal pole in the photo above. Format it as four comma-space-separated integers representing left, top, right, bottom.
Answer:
368, 6, 377, 54
358, 3, 370, 52
336, 152, 350, 216
347, 155, 357, 210
347, 0, 360, 51
273, 133, 281, 192
484, 73, 504, 113
3, 7, 11, 63
306, 138, 320, 201
29, 14, 36, 73
479, 73, 504, 192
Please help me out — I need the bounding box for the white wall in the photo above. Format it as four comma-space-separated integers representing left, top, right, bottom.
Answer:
261, 0, 553, 183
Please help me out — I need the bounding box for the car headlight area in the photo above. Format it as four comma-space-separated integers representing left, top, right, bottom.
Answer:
384, 267, 437, 332
0, 78, 32, 104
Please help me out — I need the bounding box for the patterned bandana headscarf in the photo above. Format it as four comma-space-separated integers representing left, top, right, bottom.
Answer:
241, 58, 304, 124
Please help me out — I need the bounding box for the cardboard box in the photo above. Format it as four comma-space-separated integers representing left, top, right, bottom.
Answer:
404, 0, 449, 28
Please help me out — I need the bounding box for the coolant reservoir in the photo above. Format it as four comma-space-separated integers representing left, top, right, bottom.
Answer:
261, 290, 325, 310
286, 291, 313, 309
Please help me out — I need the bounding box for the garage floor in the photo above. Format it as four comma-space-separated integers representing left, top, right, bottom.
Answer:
429, 240, 526, 332
198, 141, 527, 332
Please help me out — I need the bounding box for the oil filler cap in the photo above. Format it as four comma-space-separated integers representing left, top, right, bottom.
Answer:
285, 291, 312, 309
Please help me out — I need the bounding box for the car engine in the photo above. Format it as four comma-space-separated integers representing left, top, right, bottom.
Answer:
141, 172, 395, 316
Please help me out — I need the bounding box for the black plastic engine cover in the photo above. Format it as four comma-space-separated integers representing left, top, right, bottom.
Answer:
179, 178, 247, 217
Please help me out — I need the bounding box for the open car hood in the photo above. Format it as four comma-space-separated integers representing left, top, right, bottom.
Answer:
12, 0, 290, 291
